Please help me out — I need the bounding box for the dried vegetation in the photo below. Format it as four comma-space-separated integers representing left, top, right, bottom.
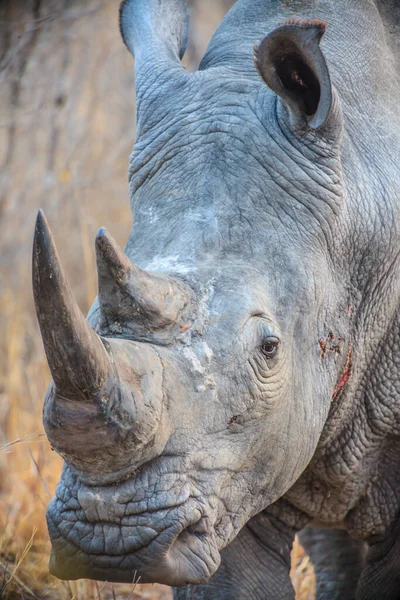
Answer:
0, 1, 314, 597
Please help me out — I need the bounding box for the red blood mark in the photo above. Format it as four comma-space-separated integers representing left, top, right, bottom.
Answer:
227, 415, 240, 426
319, 338, 328, 358
319, 332, 343, 358
180, 322, 191, 332
332, 345, 353, 401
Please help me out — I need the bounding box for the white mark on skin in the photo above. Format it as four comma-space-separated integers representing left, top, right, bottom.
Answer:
141, 205, 157, 223
195, 376, 216, 393
202, 341, 214, 363
182, 347, 205, 375
193, 280, 216, 334
146, 255, 194, 275
205, 375, 216, 390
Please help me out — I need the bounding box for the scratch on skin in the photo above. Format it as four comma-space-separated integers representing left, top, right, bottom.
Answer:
227, 415, 240, 426
318, 331, 344, 359
332, 345, 353, 401
318, 337, 328, 358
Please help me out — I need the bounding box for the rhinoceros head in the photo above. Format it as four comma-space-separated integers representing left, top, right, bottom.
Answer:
34, 0, 349, 586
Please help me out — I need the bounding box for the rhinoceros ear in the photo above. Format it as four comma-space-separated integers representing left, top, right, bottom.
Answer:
255, 20, 332, 130
119, 0, 189, 131
119, 0, 188, 76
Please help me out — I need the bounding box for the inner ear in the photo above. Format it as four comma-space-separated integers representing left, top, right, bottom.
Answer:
255, 21, 332, 129
273, 43, 321, 116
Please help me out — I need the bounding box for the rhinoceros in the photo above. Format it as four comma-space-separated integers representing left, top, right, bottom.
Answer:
32, 0, 400, 598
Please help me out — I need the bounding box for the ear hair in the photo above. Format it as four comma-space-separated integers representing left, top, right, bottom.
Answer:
281, 18, 327, 32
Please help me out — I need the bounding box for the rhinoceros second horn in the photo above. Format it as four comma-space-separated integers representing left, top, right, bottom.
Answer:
95, 227, 191, 329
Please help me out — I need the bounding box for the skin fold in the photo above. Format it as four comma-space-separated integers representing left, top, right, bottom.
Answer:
33, 1, 400, 598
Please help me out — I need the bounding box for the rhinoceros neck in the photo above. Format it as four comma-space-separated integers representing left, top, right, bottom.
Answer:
282, 303, 400, 540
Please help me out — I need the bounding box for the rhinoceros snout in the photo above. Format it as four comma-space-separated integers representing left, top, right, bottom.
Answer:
46, 486, 221, 586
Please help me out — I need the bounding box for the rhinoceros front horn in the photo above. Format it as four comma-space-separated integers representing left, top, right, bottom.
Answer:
33, 210, 111, 400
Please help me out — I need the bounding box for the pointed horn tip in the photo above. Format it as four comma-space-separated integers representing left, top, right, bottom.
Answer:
95, 228, 127, 264
96, 226, 109, 240
33, 209, 56, 264
34, 209, 49, 238
37, 208, 45, 221
95, 227, 115, 252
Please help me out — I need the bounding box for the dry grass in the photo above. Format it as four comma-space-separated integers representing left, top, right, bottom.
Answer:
0, 1, 315, 598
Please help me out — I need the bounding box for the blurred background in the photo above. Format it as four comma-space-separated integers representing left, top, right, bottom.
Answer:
0, 1, 315, 598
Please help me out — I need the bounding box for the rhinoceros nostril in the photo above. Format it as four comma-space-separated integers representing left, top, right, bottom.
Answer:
186, 517, 209, 536
176, 515, 213, 546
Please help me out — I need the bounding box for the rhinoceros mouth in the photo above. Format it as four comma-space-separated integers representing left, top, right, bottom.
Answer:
47, 496, 221, 585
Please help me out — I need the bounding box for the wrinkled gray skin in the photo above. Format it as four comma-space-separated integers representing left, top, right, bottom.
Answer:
34, 0, 400, 598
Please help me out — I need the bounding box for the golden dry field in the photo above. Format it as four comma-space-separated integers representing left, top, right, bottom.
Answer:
0, 1, 315, 598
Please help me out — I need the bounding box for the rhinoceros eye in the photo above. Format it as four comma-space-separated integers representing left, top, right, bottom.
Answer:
261, 338, 279, 359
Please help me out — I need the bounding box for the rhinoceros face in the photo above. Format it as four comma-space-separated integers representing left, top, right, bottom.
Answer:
34, 0, 347, 587
41, 251, 331, 586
